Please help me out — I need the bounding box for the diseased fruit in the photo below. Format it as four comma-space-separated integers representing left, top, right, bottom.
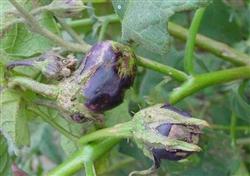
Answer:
79, 40, 136, 112
151, 104, 200, 168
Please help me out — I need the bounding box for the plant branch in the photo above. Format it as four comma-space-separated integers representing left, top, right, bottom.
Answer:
168, 22, 250, 66
136, 56, 188, 82
98, 19, 110, 42
68, 14, 119, 28
8, 76, 59, 98
47, 138, 120, 176
184, 7, 206, 74
84, 161, 96, 176
230, 113, 237, 147
68, 14, 250, 66
8, 0, 91, 53
55, 16, 86, 45
169, 66, 250, 104
79, 121, 133, 145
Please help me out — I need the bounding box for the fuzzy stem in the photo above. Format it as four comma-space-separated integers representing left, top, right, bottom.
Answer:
184, 7, 206, 74
47, 138, 120, 176
136, 56, 188, 82
8, 0, 91, 53
230, 113, 237, 147
169, 66, 250, 104
84, 161, 96, 176
78, 121, 133, 145
8, 76, 59, 98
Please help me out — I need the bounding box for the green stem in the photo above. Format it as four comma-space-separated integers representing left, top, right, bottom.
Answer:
55, 16, 86, 45
230, 113, 237, 147
136, 56, 188, 82
169, 66, 250, 104
8, 0, 91, 53
79, 121, 133, 145
168, 22, 250, 66
98, 19, 110, 42
47, 138, 120, 176
68, 14, 119, 28
84, 161, 96, 176
8, 76, 59, 98
184, 7, 206, 74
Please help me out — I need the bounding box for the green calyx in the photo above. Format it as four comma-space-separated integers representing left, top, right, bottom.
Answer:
133, 104, 209, 127
130, 108, 205, 160
111, 41, 137, 79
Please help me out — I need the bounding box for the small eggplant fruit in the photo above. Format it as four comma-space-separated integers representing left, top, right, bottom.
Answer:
7, 51, 77, 80
151, 104, 200, 168
78, 40, 137, 112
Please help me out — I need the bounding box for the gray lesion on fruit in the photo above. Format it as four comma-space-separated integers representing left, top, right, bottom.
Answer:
56, 68, 100, 121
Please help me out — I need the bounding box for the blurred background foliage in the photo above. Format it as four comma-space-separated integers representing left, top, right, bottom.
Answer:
0, 0, 250, 176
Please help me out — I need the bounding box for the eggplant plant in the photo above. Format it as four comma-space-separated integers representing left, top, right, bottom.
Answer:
1, 0, 250, 176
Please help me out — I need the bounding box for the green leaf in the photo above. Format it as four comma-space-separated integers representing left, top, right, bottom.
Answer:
56, 116, 89, 156
112, 0, 209, 54
0, 64, 4, 86
0, 0, 59, 57
158, 131, 241, 176
59, 120, 88, 156
0, 0, 17, 24
0, 89, 30, 146
230, 86, 250, 122
104, 99, 132, 127
30, 123, 63, 163
200, 0, 247, 44
60, 134, 78, 156
0, 133, 12, 176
